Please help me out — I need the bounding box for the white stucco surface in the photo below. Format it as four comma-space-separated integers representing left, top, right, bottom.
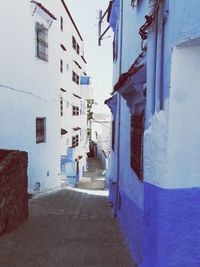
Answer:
144, 110, 168, 188
145, 45, 200, 189
0, 1, 61, 192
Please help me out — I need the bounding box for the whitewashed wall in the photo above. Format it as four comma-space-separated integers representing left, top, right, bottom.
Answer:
0, 0, 61, 192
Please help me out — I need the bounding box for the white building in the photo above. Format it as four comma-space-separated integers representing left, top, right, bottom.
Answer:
91, 113, 111, 169
0, 0, 60, 193
0, 0, 92, 192
58, 0, 93, 185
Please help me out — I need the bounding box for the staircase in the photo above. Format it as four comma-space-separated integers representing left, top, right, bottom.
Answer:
77, 177, 105, 190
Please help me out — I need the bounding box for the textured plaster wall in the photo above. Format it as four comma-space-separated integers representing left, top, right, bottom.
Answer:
144, 110, 168, 188
0, 150, 28, 235
0, 0, 60, 193
118, 190, 143, 266
166, 45, 200, 188
113, 0, 148, 84
119, 98, 144, 210
109, 94, 120, 183
142, 183, 200, 267
145, 0, 200, 189
170, 0, 200, 47
109, 0, 200, 266
143, 2, 200, 266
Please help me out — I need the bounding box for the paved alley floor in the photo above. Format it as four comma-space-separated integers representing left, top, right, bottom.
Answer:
77, 157, 105, 190
0, 187, 136, 267
84, 157, 105, 178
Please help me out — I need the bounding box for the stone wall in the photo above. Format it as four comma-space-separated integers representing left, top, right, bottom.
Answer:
0, 149, 28, 235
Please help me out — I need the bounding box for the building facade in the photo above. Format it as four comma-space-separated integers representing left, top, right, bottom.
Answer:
91, 113, 111, 171
58, 0, 93, 187
0, 0, 92, 192
104, 0, 200, 266
0, 0, 60, 193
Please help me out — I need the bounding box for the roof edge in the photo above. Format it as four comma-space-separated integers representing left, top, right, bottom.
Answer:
31, 1, 57, 20
61, 0, 83, 41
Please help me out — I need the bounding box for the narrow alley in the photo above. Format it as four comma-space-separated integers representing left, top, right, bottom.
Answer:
0, 157, 135, 267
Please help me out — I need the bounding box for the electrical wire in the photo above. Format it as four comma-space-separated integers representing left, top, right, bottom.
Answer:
0, 84, 56, 103
0, 83, 87, 111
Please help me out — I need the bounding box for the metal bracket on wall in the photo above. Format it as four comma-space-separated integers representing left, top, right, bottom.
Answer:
98, 1, 112, 46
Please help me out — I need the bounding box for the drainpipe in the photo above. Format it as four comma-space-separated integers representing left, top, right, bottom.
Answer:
160, 1, 168, 110
146, 0, 158, 126
155, 1, 164, 111
114, 0, 123, 217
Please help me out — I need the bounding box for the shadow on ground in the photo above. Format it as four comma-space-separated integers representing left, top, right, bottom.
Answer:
0, 188, 136, 267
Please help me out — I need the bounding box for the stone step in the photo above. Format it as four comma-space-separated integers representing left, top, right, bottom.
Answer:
77, 180, 105, 190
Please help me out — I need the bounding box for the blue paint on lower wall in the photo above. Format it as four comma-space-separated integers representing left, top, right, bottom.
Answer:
108, 181, 143, 264
108, 180, 118, 211
117, 190, 143, 265
142, 182, 200, 267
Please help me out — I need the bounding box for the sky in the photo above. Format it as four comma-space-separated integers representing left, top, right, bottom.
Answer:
66, 0, 113, 114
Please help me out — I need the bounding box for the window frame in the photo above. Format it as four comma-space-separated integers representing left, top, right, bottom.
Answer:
72, 106, 79, 116
60, 59, 63, 73
72, 134, 79, 147
60, 97, 63, 116
72, 36, 80, 55
130, 112, 144, 181
36, 117, 46, 144
60, 16, 63, 31
72, 71, 79, 85
36, 23, 48, 62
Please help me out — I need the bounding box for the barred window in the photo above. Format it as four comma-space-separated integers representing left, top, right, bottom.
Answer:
72, 134, 79, 147
72, 106, 79, 116
60, 16, 63, 31
72, 36, 80, 55
36, 118, 46, 144
60, 97, 63, 116
76, 44, 80, 55
72, 71, 79, 84
60, 59, 63, 73
72, 36, 76, 50
36, 23, 48, 61
130, 112, 144, 181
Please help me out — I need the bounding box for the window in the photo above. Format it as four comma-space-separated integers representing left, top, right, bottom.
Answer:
72, 134, 79, 147
36, 118, 46, 143
72, 36, 80, 55
60, 97, 63, 116
72, 71, 79, 84
72, 36, 76, 50
112, 120, 115, 151
76, 44, 80, 54
36, 23, 48, 61
72, 106, 79, 116
130, 112, 144, 181
60, 59, 63, 73
60, 16, 63, 31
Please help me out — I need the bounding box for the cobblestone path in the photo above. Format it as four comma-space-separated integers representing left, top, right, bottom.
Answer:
0, 188, 135, 267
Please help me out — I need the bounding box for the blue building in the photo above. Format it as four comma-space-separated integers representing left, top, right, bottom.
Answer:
103, 0, 200, 266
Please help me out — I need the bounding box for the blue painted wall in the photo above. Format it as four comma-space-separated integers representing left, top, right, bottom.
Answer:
142, 183, 200, 267
107, 0, 200, 266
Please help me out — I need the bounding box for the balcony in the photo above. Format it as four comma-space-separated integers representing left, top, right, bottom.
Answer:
80, 76, 93, 100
